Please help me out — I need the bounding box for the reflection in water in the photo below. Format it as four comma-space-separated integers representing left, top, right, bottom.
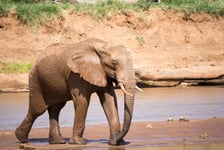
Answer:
0, 86, 224, 130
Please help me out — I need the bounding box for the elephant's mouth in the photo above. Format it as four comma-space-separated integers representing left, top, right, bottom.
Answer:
110, 78, 133, 96
111, 78, 119, 86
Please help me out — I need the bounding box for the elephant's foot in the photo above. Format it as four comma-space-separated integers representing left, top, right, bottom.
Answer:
117, 138, 126, 145
69, 136, 86, 145
49, 135, 66, 144
15, 127, 28, 143
109, 138, 126, 146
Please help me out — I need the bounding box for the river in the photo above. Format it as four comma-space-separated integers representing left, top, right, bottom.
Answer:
0, 86, 224, 130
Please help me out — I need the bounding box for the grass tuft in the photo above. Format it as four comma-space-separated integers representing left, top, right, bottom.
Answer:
67, 0, 141, 19
0, 62, 32, 73
0, 2, 11, 17
136, 36, 145, 46
15, 2, 61, 27
159, 0, 224, 16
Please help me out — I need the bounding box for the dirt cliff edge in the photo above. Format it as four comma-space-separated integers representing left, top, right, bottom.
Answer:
1, 9, 224, 91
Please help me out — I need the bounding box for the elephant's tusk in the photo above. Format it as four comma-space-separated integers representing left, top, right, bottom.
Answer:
118, 83, 133, 97
136, 85, 143, 92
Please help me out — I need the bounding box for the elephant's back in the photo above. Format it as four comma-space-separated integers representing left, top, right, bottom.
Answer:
29, 43, 74, 102
36, 43, 72, 63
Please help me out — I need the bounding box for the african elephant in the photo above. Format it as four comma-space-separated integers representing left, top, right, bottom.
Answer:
15, 38, 137, 145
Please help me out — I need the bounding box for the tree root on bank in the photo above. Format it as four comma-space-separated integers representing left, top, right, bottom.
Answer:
136, 72, 224, 87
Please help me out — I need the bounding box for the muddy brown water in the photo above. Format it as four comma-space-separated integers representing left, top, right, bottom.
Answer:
0, 86, 223, 130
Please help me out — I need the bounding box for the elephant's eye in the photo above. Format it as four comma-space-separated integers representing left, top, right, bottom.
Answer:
112, 60, 118, 66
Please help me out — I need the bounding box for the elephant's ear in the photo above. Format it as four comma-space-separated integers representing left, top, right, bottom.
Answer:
67, 46, 107, 87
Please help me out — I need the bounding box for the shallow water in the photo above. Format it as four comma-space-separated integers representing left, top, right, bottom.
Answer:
129, 143, 224, 150
0, 86, 224, 130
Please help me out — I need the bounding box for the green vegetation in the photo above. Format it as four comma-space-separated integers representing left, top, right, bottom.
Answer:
0, 2, 11, 16
136, 36, 145, 46
159, 0, 224, 16
0, 62, 32, 73
0, 0, 223, 25
69, 0, 140, 19
16, 3, 61, 26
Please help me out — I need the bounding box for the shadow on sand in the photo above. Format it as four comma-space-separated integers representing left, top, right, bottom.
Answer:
27, 138, 130, 150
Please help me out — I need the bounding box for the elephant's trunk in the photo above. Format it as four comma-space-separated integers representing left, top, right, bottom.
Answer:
116, 79, 135, 142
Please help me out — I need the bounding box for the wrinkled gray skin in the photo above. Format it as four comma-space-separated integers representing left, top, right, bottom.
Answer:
15, 38, 136, 146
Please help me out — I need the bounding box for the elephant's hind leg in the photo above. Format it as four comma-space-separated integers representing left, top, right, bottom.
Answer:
48, 102, 66, 144
15, 96, 47, 143
15, 71, 48, 143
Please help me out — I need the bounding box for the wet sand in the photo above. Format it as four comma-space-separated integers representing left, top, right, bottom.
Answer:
1, 118, 224, 150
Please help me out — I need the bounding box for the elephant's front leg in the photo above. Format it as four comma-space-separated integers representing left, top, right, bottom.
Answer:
69, 89, 90, 145
97, 89, 124, 145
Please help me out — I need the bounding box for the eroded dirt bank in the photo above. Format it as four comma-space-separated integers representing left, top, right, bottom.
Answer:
0, 9, 224, 91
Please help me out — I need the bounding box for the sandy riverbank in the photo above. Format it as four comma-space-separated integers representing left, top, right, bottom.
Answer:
1, 9, 224, 91
1, 118, 224, 149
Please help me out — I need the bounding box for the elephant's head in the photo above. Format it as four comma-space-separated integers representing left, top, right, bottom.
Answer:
67, 38, 136, 143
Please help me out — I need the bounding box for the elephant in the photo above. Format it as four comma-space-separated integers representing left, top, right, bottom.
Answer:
15, 38, 137, 146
